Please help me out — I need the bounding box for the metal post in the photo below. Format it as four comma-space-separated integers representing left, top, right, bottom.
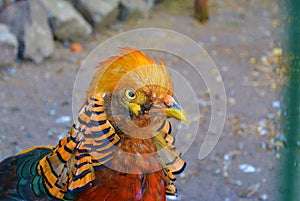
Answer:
194, 0, 209, 22
280, 0, 300, 200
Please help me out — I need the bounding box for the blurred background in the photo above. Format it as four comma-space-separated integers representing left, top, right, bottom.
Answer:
0, 0, 287, 200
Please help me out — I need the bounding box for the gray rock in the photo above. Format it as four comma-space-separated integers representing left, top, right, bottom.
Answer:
0, 0, 54, 63
41, 0, 92, 42
73, 0, 119, 32
0, 23, 18, 66
24, 0, 54, 63
119, 0, 154, 21
0, 24, 9, 33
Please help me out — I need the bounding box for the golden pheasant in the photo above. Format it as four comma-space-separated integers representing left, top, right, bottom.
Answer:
0, 48, 188, 201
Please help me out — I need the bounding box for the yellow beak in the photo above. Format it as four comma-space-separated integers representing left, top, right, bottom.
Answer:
128, 99, 188, 124
165, 104, 188, 124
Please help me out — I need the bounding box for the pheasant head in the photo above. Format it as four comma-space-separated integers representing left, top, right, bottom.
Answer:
86, 48, 188, 136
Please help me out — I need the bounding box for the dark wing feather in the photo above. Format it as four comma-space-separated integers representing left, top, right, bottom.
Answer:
0, 147, 53, 201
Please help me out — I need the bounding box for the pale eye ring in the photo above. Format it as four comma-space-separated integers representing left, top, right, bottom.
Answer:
125, 89, 136, 100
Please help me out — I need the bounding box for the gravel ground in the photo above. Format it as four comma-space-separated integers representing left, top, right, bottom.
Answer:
0, 0, 282, 200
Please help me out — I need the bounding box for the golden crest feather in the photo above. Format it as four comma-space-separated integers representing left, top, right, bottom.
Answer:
86, 47, 173, 97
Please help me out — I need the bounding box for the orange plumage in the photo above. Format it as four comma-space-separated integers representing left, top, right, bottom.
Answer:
0, 48, 187, 201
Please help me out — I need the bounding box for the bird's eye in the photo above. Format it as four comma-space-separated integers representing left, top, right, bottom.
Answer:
125, 89, 136, 100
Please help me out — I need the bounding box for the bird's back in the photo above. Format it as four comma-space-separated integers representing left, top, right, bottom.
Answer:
0, 147, 53, 200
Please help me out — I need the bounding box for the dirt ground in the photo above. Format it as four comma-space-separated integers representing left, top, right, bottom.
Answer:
0, 0, 282, 200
